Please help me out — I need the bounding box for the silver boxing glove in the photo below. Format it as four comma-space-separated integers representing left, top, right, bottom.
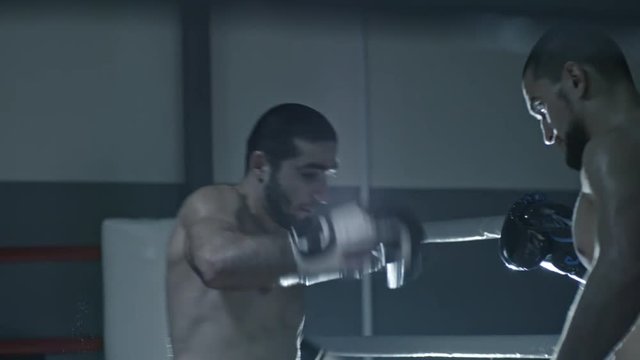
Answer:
279, 202, 386, 287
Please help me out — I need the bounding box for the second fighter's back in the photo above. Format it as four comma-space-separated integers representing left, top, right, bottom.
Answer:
166, 185, 304, 360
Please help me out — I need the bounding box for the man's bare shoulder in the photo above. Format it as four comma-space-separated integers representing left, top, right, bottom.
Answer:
178, 185, 241, 226
584, 125, 640, 163
582, 124, 640, 191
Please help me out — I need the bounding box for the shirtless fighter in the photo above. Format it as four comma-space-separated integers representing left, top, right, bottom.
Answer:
166, 103, 407, 360
521, 26, 640, 359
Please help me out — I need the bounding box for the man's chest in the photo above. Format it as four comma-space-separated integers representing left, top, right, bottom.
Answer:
573, 169, 597, 267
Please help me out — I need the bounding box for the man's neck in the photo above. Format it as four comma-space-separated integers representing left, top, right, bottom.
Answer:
586, 84, 640, 137
237, 179, 282, 232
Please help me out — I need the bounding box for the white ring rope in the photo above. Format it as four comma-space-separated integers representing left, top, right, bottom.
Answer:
422, 216, 505, 244
311, 334, 558, 358
420, 216, 586, 284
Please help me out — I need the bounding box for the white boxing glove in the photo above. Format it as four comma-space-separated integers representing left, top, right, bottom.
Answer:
279, 202, 385, 287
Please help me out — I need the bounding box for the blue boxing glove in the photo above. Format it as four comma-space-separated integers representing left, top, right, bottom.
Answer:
499, 193, 586, 282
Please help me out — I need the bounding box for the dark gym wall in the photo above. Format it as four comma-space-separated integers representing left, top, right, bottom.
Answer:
0, 1, 183, 184
0, 2, 182, 359
3, 1, 640, 360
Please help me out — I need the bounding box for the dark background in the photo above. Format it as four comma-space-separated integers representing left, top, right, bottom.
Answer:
3, 0, 638, 359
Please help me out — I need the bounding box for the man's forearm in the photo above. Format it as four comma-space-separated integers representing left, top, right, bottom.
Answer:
219, 234, 298, 288
554, 259, 640, 360
190, 232, 298, 290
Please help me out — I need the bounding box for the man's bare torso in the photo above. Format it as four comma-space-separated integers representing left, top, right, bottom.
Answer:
573, 124, 640, 359
166, 185, 304, 360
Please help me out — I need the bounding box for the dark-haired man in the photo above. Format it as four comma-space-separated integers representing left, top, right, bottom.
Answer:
522, 26, 640, 359
166, 103, 400, 360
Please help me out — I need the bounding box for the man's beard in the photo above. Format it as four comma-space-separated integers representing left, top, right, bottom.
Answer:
564, 120, 589, 171
264, 174, 295, 229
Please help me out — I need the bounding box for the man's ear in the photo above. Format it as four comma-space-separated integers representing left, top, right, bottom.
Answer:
562, 61, 588, 99
248, 151, 270, 183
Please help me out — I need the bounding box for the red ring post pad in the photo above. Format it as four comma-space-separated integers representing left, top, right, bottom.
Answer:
0, 246, 101, 262
0, 337, 103, 355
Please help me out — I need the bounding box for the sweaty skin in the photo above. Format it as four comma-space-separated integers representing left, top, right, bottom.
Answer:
573, 169, 596, 268
569, 124, 640, 360
522, 62, 640, 358
166, 185, 304, 360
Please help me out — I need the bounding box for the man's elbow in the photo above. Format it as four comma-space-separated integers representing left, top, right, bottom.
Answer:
189, 253, 231, 289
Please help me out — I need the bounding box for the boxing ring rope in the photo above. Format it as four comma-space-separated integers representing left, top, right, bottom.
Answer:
0, 246, 101, 262
421, 216, 505, 244
0, 245, 103, 356
0, 337, 103, 356
0, 227, 505, 258
312, 335, 558, 359
421, 215, 585, 284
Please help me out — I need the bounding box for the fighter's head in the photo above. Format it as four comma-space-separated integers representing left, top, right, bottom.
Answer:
245, 103, 338, 228
521, 26, 634, 170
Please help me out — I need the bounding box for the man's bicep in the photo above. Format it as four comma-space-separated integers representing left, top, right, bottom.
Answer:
182, 215, 248, 287
185, 216, 238, 259
187, 216, 234, 241
180, 188, 239, 252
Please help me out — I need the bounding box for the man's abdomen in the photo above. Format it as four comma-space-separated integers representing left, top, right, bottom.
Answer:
168, 267, 304, 360
174, 320, 300, 360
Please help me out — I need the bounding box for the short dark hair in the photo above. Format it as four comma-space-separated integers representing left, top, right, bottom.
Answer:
523, 26, 633, 84
245, 103, 337, 172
